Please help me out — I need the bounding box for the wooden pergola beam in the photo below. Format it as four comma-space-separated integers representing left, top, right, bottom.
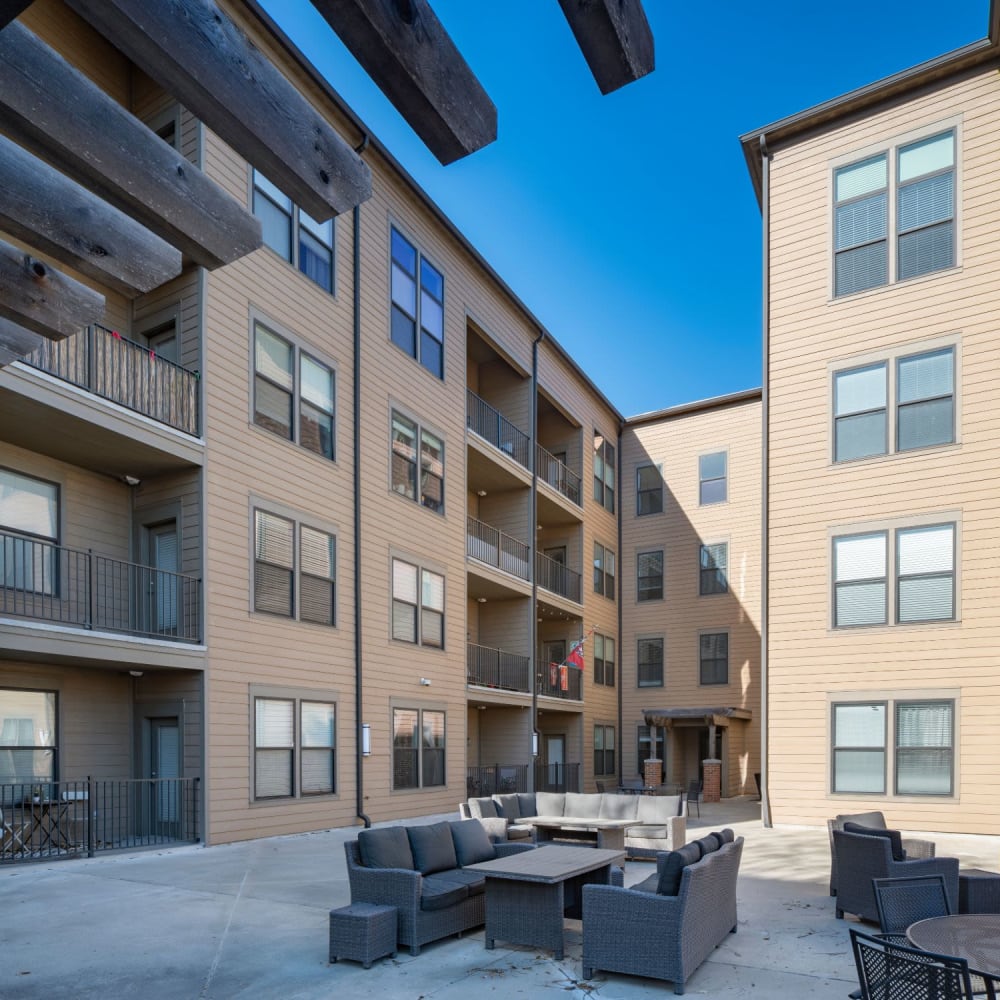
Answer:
0, 135, 182, 298
557, 0, 654, 95
0, 23, 261, 270
0, 1, 33, 30
67, 0, 371, 220
0, 316, 47, 368
310, 0, 497, 165
0, 239, 104, 343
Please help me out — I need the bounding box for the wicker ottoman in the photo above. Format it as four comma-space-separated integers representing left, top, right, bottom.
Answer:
959, 869, 1000, 914
329, 902, 397, 968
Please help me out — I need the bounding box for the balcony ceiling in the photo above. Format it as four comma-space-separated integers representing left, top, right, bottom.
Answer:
466, 438, 531, 494
537, 484, 583, 527
537, 594, 582, 623
466, 565, 531, 603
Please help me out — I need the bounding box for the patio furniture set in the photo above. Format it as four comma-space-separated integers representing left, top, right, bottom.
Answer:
337, 811, 741, 994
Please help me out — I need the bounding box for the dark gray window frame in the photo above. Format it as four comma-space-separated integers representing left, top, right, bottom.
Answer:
637, 637, 664, 688
392, 706, 446, 790
698, 451, 727, 505
636, 549, 663, 602
894, 699, 954, 796
594, 723, 615, 776
699, 631, 729, 686
593, 431, 615, 512
699, 542, 728, 596
389, 226, 445, 380
389, 408, 445, 515
831, 700, 887, 795
593, 633, 615, 687
636, 463, 663, 516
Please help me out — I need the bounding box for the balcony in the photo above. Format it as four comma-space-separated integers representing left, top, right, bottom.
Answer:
466, 763, 581, 796
536, 551, 582, 604
467, 516, 530, 581
537, 444, 581, 506
466, 388, 530, 470
538, 661, 583, 701
467, 642, 531, 694
0, 531, 202, 642
25, 324, 199, 436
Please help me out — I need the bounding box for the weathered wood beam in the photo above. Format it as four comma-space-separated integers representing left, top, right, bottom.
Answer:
309, 0, 497, 165
0, 316, 46, 368
67, 0, 371, 219
0, 22, 261, 270
0, 238, 105, 342
0, 135, 182, 298
557, 0, 654, 95
0, 1, 33, 30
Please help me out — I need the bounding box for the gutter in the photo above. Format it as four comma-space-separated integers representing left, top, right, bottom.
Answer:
616, 419, 624, 788
530, 328, 544, 790
759, 135, 771, 829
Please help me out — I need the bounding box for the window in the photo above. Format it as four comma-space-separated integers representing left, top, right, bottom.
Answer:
700, 542, 728, 595
390, 411, 444, 513
833, 345, 954, 461
0, 689, 57, 785
252, 170, 334, 292
593, 633, 615, 687
0, 469, 59, 595
391, 558, 444, 647
699, 632, 729, 685
637, 725, 664, 776
637, 637, 663, 687
254, 509, 336, 626
593, 542, 615, 599
253, 695, 335, 799
390, 227, 444, 379
594, 725, 615, 777
637, 550, 663, 602
698, 452, 727, 505
593, 432, 615, 512
831, 698, 954, 796
392, 707, 445, 789
253, 321, 335, 460
833, 129, 955, 297
636, 464, 662, 515
833, 522, 955, 627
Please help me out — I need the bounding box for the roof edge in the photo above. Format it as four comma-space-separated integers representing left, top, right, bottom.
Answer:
625, 387, 762, 427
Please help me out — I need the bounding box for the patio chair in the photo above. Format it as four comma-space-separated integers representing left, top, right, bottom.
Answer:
873, 875, 952, 944
686, 780, 701, 818
828, 811, 936, 896
850, 928, 975, 1000
0, 805, 26, 856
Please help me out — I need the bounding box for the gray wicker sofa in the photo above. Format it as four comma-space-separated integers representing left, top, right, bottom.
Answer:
461, 790, 687, 858
581, 829, 743, 995
344, 819, 532, 955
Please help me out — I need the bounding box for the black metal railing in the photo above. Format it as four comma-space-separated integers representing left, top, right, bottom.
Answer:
0, 777, 200, 864
467, 642, 531, 693
25, 324, 200, 436
535, 551, 582, 603
466, 516, 530, 581
534, 762, 581, 793
0, 530, 202, 642
537, 661, 583, 700
466, 389, 530, 470
466, 764, 530, 796
536, 444, 581, 506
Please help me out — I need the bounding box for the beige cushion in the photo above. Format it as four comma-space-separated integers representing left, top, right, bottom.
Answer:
599, 794, 638, 820
534, 791, 565, 816
626, 824, 668, 838
564, 792, 602, 818
637, 794, 680, 822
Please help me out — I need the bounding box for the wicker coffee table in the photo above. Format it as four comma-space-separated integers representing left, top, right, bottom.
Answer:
523, 818, 629, 851
465, 845, 624, 960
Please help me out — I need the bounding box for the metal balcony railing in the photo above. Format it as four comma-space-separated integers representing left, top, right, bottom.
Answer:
467, 642, 531, 693
0, 530, 202, 642
534, 762, 581, 793
466, 389, 530, 470
535, 551, 582, 603
25, 324, 200, 436
537, 661, 583, 700
536, 444, 581, 506
0, 777, 200, 864
466, 517, 530, 581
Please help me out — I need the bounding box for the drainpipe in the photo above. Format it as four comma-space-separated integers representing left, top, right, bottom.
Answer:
530, 328, 544, 791
759, 134, 772, 828
616, 420, 624, 788
353, 136, 371, 829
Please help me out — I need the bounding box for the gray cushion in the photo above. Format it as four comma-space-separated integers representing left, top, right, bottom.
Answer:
633, 873, 660, 894
506, 823, 533, 840
657, 841, 702, 896
449, 820, 495, 867
494, 793, 521, 819
695, 834, 719, 857
718, 828, 735, 844
420, 874, 469, 911
357, 827, 414, 870
636, 794, 680, 822
564, 792, 602, 818
843, 822, 905, 861
600, 794, 638, 820
407, 822, 458, 875
467, 797, 499, 820
431, 868, 485, 896
517, 793, 537, 817
534, 791, 565, 816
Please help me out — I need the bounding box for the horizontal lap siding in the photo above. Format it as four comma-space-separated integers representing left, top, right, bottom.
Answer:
767, 69, 1000, 833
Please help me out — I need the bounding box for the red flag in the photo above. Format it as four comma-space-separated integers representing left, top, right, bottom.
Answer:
559, 664, 568, 691
565, 637, 585, 671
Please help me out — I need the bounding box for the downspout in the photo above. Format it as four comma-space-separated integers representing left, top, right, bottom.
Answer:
759, 134, 772, 828
530, 328, 544, 791
354, 134, 371, 829
616, 420, 624, 788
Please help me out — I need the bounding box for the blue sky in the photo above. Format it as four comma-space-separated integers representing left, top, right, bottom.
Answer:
259, 1, 989, 417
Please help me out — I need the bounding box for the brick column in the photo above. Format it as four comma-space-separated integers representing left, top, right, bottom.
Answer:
643, 758, 662, 788
702, 758, 721, 803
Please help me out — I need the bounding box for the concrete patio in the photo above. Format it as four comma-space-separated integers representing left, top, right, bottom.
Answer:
2, 797, 998, 998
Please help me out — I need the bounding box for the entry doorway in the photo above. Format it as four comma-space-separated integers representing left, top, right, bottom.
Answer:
141, 519, 179, 636
541, 734, 566, 791
137, 713, 182, 839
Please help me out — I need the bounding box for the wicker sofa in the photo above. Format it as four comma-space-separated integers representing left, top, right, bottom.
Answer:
461, 790, 687, 858
344, 819, 532, 955
581, 829, 744, 995
831, 828, 959, 923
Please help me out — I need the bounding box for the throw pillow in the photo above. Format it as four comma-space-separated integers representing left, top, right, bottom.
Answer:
358, 826, 414, 870
696, 834, 720, 857
718, 828, 735, 844
656, 841, 702, 895
494, 793, 521, 819
449, 820, 495, 867
407, 822, 459, 875
843, 822, 905, 861
468, 797, 499, 820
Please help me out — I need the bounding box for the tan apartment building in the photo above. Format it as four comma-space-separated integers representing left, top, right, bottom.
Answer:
0, 0, 634, 850
620, 391, 762, 799
742, 5, 1000, 834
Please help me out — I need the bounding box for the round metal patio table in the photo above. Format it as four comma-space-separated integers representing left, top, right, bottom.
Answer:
908, 914, 1000, 998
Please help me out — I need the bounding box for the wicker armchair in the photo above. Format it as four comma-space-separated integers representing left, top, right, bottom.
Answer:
581, 836, 743, 995
828, 811, 936, 895
832, 830, 958, 923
